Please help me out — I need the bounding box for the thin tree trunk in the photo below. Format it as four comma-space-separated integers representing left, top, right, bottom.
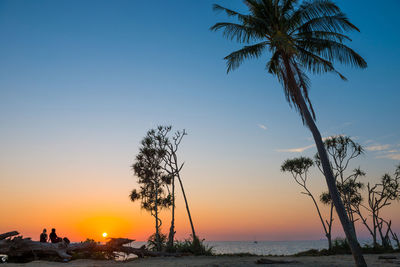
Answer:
281, 55, 366, 266
176, 172, 196, 240
372, 211, 377, 247
356, 207, 376, 247
377, 217, 389, 248
327, 233, 332, 251
172, 152, 197, 240
154, 181, 161, 252
306, 190, 329, 245
167, 176, 176, 249
327, 202, 334, 250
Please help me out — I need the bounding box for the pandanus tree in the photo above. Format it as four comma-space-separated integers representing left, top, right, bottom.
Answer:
130, 129, 172, 252
316, 136, 365, 234
211, 1, 367, 265
131, 126, 198, 251
281, 157, 333, 250
355, 166, 400, 248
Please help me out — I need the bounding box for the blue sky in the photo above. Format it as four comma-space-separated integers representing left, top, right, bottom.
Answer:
0, 0, 399, 241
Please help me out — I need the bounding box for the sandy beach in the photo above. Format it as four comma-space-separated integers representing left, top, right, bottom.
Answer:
5, 253, 400, 267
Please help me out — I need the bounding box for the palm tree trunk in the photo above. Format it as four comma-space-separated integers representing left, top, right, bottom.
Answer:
296, 91, 367, 267
280, 54, 366, 266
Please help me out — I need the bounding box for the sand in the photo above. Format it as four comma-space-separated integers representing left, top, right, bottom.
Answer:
5, 253, 400, 267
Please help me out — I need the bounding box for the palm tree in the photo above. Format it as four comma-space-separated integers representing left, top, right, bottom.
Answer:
210, 1, 367, 266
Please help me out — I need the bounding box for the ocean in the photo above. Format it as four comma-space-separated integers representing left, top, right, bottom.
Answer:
204, 240, 328, 255
129, 239, 376, 256
132, 240, 330, 256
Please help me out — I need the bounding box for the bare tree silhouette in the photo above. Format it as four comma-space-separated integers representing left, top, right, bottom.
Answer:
281, 157, 333, 250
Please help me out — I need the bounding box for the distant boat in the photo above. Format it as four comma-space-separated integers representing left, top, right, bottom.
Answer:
254, 241, 258, 244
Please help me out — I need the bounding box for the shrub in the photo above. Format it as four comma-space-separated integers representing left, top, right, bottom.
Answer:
173, 236, 213, 255
147, 232, 168, 251
331, 238, 351, 254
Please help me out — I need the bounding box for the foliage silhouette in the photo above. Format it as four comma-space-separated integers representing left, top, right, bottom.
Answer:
130, 128, 172, 251
130, 126, 199, 252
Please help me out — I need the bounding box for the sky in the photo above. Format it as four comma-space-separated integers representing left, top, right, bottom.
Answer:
0, 0, 399, 242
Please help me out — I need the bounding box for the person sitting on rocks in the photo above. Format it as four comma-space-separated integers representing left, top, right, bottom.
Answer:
39, 228, 47, 243
49, 228, 62, 243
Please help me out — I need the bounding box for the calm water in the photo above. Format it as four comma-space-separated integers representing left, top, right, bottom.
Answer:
205, 240, 328, 255
132, 240, 329, 256
131, 239, 373, 256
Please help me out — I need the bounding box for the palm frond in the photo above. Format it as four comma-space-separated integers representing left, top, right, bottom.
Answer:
298, 0, 341, 20
224, 41, 269, 73
296, 46, 347, 80
281, 0, 298, 16
297, 38, 367, 68
212, 4, 249, 23
296, 13, 360, 34
210, 22, 260, 43
296, 31, 352, 42
266, 51, 282, 76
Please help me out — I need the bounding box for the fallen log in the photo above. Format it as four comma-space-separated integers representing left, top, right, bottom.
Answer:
0, 232, 188, 262
256, 258, 300, 264
0, 236, 71, 260
0, 231, 19, 240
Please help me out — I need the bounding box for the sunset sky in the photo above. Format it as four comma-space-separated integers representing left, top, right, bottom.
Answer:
0, 0, 399, 242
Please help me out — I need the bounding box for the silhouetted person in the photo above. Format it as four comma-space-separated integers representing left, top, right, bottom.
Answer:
49, 228, 62, 243
63, 237, 70, 245
40, 229, 47, 243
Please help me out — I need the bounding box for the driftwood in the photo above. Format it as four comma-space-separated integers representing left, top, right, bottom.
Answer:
0, 231, 19, 240
256, 258, 300, 264
0, 231, 184, 262
378, 256, 397, 260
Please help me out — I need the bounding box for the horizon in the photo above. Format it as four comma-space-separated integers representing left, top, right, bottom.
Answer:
0, 0, 399, 244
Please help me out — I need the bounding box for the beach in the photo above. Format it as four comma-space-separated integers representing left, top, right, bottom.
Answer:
6, 253, 400, 267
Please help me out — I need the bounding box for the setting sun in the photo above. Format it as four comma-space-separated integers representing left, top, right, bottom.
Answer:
102, 232, 108, 238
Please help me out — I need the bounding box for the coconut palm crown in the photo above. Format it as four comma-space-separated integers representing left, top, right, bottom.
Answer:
210, 0, 367, 121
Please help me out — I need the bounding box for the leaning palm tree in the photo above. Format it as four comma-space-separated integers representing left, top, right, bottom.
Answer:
211, 0, 367, 266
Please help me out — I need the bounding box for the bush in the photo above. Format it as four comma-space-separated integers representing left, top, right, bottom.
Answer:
146, 233, 212, 255
173, 236, 213, 255
294, 249, 331, 257
147, 233, 168, 251
331, 238, 351, 254
294, 238, 398, 257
